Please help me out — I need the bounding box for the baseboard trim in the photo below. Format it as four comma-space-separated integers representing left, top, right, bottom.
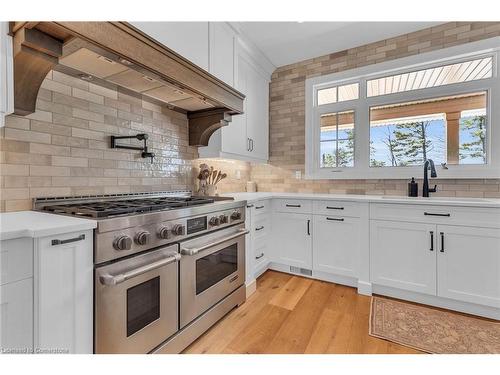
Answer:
269, 262, 364, 292
245, 279, 257, 298
373, 284, 500, 320
357, 281, 373, 296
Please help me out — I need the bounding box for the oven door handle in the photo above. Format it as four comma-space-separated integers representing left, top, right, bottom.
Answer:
99, 252, 181, 286
180, 228, 249, 256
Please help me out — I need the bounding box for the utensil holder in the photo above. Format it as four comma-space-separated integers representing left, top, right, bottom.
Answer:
206, 184, 218, 196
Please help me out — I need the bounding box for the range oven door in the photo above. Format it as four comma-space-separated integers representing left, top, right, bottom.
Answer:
95, 244, 180, 354
179, 224, 248, 328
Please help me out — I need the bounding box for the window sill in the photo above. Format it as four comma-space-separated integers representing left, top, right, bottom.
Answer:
306, 164, 500, 180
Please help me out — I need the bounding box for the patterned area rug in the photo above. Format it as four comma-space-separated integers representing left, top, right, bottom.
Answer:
369, 296, 500, 354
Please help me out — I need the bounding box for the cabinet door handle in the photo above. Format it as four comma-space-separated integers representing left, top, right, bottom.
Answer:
429, 231, 434, 251
251, 138, 254, 151
286, 204, 301, 208
440, 232, 445, 252
307, 219, 311, 235
326, 217, 344, 222
255, 253, 264, 260
52, 234, 85, 246
255, 205, 265, 210
246, 204, 254, 208
247, 138, 250, 152
424, 212, 450, 217
326, 206, 344, 210
255, 226, 265, 231
51, 234, 85, 246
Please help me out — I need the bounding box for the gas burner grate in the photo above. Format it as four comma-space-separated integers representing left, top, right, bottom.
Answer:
41, 196, 215, 218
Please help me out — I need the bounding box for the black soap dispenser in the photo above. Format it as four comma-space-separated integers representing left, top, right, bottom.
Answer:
408, 177, 418, 197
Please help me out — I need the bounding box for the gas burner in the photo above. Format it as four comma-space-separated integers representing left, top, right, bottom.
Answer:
40, 195, 215, 218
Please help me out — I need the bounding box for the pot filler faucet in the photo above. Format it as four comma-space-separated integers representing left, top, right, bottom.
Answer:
422, 159, 437, 197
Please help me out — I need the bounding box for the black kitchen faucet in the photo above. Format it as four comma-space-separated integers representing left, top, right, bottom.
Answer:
422, 159, 438, 197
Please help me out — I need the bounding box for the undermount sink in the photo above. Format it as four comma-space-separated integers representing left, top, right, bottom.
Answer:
380, 196, 496, 203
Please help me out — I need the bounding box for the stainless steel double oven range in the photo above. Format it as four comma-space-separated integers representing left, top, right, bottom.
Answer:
36, 191, 248, 354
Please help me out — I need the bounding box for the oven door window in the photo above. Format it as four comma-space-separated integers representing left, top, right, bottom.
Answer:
196, 243, 238, 295
126, 276, 160, 337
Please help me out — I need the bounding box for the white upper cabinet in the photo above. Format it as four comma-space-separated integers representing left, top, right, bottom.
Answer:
200, 36, 272, 162
129, 22, 274, 162
0, 21, 14, 127
209, 22, 235, 86
130, 22, 210, 71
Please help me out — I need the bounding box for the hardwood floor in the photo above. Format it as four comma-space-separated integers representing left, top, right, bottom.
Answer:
183, 270, 423, 354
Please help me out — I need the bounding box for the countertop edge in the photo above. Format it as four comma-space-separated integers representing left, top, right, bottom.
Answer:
222, 192, 500, 208
0, 211, 97, 241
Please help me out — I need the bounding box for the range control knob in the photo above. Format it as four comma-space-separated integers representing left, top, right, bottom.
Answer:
209, 216, 220, 226
135, 231, 151, 245
172, 224, 185, 236
113, 235, 132, 251
219, 215, 228, 224
158, 226, 170, 239
230, 210, 242, 220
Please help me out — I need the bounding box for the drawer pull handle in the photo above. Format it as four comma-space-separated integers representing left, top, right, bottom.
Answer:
430, 231, 434, 251
255, 253, 264, 260
255, 205, 265, 209
326, 217, 344, 222
424, 212, 450, 217
326, 206, 344, 210
440, 232, 445, 253
286, 204, 301, 208
51, 234, 85, 246
246, 204, 254, 208
255, 226, 265, 231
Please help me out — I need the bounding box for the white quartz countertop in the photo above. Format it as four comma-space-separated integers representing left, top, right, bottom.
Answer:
0, 211, 97, 241
222, 192, 500, 208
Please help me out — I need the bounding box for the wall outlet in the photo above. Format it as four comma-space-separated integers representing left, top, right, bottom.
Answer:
235, 170, 241, 180
295, 170, 302, 179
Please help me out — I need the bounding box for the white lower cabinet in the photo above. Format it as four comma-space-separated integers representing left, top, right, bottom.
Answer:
245, 200, 272, 291
0, 278, 33, 353
0, 237, 33, 353
34, 230, 93, 354
370, 220, 437, 295
312, 215, 360, 278
370, 218, 500, 312
248, 198, 499, 319
272, 212, 312, 269
437, 225, 500, 308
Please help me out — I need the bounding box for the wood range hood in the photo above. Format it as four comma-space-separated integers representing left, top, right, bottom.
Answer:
9, 22, 245, 146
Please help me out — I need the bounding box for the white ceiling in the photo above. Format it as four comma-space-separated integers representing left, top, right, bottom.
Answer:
233, 22, 443, 68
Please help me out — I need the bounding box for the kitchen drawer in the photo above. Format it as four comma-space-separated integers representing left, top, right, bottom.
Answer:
370, 203, 500, 228
252, 216, 270, 241
313, 200, 363, 217
248, 200, 270, 217
253, 238, 269, 269
273, 199, 312, 214
0, 237, 33, 286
